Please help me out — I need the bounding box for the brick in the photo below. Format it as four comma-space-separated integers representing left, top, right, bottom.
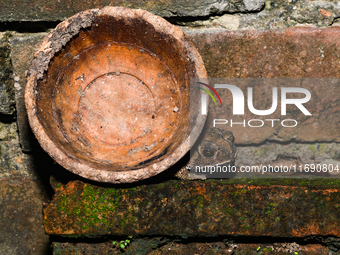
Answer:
235, 142, 340, 173
0, 132, 36, 179
44, 179, 340, 237
0, 179, 49, 255
0, 0, 264, 22
234, 243, 330, 254
52, 238, 166, 255
186, 27, 340, 144
10, 33, 46, 152
0, 33, 15, 116
52, 241, 331, 254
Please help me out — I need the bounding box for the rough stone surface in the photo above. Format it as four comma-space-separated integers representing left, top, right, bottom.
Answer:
238, 0, 340, 30
0, 121, 35, 179
44, 179, 340, 237
2, 0, 340, 30
52, 240, 330, 254
176, 0, 340, 30
187, 27, 340, 144
232, 243, 329, 254
10, 33, 47, 152
52, 238, 167, 255
0, 0, 264, 22
0, 33, 15, 116
0, 178, 50, 255
180, 14, 242, 30
235, 142, 340, 171
151, 242, 329, 254
187, 27, 340, 78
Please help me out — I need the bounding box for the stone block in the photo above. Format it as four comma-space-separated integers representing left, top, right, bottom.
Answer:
10, 33, 47, 152
0, 123, 35, 179
234, 243, 329, 254
237, 0, 340, 30
0, 33, 15, 116
0, 108, 36, 179
235, 142, 340, 173
0, 179, 50, 255
52, 238, 166, 255
52, 240, 330, 254
44, 179, 340, 237
0, 0, 264, 22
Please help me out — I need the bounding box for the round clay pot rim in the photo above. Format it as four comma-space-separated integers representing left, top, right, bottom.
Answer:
25, 6, 207, 183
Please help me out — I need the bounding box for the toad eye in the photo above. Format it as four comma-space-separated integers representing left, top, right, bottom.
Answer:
198, 141, 219, 159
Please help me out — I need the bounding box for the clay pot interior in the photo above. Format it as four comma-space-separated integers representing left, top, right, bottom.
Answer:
26, 7, 206, 183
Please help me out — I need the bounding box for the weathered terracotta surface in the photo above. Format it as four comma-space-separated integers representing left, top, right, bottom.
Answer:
187, 27, 340, 144
25, 7, 207, 183
44, 179, 340, 237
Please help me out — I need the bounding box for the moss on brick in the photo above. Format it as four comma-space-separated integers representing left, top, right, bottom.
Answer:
44, 179, 340, 238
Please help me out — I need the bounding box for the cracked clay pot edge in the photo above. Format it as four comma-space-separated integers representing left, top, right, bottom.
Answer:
25, 6, 207, 183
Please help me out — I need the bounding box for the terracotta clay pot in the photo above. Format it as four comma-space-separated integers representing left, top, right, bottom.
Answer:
25, 6, 207, 183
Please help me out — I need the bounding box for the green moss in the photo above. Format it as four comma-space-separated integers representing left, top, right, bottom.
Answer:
83, 185, 137, 229
262, 247, 273, 252
48, 178, 340, 237
54, 184, 139, 231
308, 144, 317, 153
318, 143, 328, 152
195, 195, 205, 208
212, 178, 340, 189
254, 145, 269, 156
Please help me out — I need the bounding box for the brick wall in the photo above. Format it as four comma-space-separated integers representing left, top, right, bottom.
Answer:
1, 0, 340, 254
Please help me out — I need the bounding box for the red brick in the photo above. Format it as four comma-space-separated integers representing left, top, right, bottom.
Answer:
44, 180, 340, 238
187, 27, 340, 144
